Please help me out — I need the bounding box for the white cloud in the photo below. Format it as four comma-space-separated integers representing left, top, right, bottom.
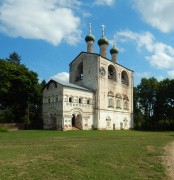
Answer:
156, 75, 164, 82
167, 70, 174, 78
133, 0, 174, 33
51, 72, 69, 82
117, 30, 174, 69
134, 72, 151, 78
94, 0, 115, 6
0, 0, 82, 45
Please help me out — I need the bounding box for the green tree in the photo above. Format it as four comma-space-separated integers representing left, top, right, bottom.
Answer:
133, 87, 144, 129
6, 52, 21, 65
157, 79, 174, 129
134, 77, 174, 130
0, 56, 43, 128
136, 77, 158, 129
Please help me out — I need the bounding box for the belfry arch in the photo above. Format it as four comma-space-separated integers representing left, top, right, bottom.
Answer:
76, 62, 83, 81
121, 70, 129, 85
108, 65, 116, 81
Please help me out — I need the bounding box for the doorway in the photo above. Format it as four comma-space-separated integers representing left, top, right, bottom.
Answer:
72, 114, 75, 126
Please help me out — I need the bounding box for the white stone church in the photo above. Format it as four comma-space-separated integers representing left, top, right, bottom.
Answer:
43, 25, 134, 130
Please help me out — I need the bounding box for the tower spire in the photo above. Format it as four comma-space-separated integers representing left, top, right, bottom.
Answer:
101, 24, 105, 37
89, 23, 92, 34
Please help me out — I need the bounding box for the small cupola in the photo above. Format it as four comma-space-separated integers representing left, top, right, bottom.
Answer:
110, 44, 118, 63
85, 23, 95, 53
98, 25, 109, 58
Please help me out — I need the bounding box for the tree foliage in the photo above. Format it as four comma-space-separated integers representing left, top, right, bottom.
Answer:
0, 53, 43, 129
134, 77, 174, 130
6, 51, 21, 65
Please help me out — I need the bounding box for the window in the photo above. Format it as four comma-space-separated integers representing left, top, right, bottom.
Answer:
79, 98, 82, 104
124, 101, 129, 110
108, 98, 114, 108
87, 99, 90, 104
123, 95, 129, 110
108, 91, 114, 108
116, 93, 122, 109
117, 99, 121, 108
69, 97, 72, 103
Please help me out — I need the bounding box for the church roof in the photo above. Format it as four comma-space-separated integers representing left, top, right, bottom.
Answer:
51, 79, 93, 92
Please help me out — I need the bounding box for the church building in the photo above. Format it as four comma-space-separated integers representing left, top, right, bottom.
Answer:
42, 25, 134, 130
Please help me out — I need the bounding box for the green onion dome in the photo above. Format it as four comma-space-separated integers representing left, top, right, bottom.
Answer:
98, 37, 109, 46
110, 45, 118, 54
85, 34, 95, 42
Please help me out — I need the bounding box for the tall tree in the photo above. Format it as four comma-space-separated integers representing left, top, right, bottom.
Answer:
134, 77, 174, 130
0, 57, 43, 128
133, 87, 144, 129
136, 77, 158, 129
6, 52, 21, 65
157, 79, 174, 129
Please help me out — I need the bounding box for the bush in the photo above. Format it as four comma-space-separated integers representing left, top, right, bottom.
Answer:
0, 127, 8, 132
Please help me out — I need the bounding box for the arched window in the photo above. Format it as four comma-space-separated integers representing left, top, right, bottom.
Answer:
76, 62, 83, 81
116, 93, 122, 109
108, 65, 116, 81
121, 70, 129, 85
117, 99, 121, 108
87, 99, 90, 104
123, 95, 129, 110
124, 101, 128, 110
79, 98, 82, 104
69, 97, 72, 103
108, 98, 114, 107
108, 91, 114, 108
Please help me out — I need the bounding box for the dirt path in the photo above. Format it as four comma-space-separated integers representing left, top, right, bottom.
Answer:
163, 141, 174, 180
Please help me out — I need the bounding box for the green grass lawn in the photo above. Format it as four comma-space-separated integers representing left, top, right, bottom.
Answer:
0, 130, 173, 180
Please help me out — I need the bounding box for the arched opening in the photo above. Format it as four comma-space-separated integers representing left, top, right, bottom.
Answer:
72, 114, 75, 126
76, 114, 82, 129
76, 62, 83, 81
69, 97, 72, 103
108, 65, 116, 81
79, 98, 82, 104
121, 70, 129, 85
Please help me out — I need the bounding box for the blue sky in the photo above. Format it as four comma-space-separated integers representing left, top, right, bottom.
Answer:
1, 0, 174, 86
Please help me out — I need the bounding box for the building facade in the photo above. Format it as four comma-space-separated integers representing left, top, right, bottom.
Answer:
43, 26, 134, 130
